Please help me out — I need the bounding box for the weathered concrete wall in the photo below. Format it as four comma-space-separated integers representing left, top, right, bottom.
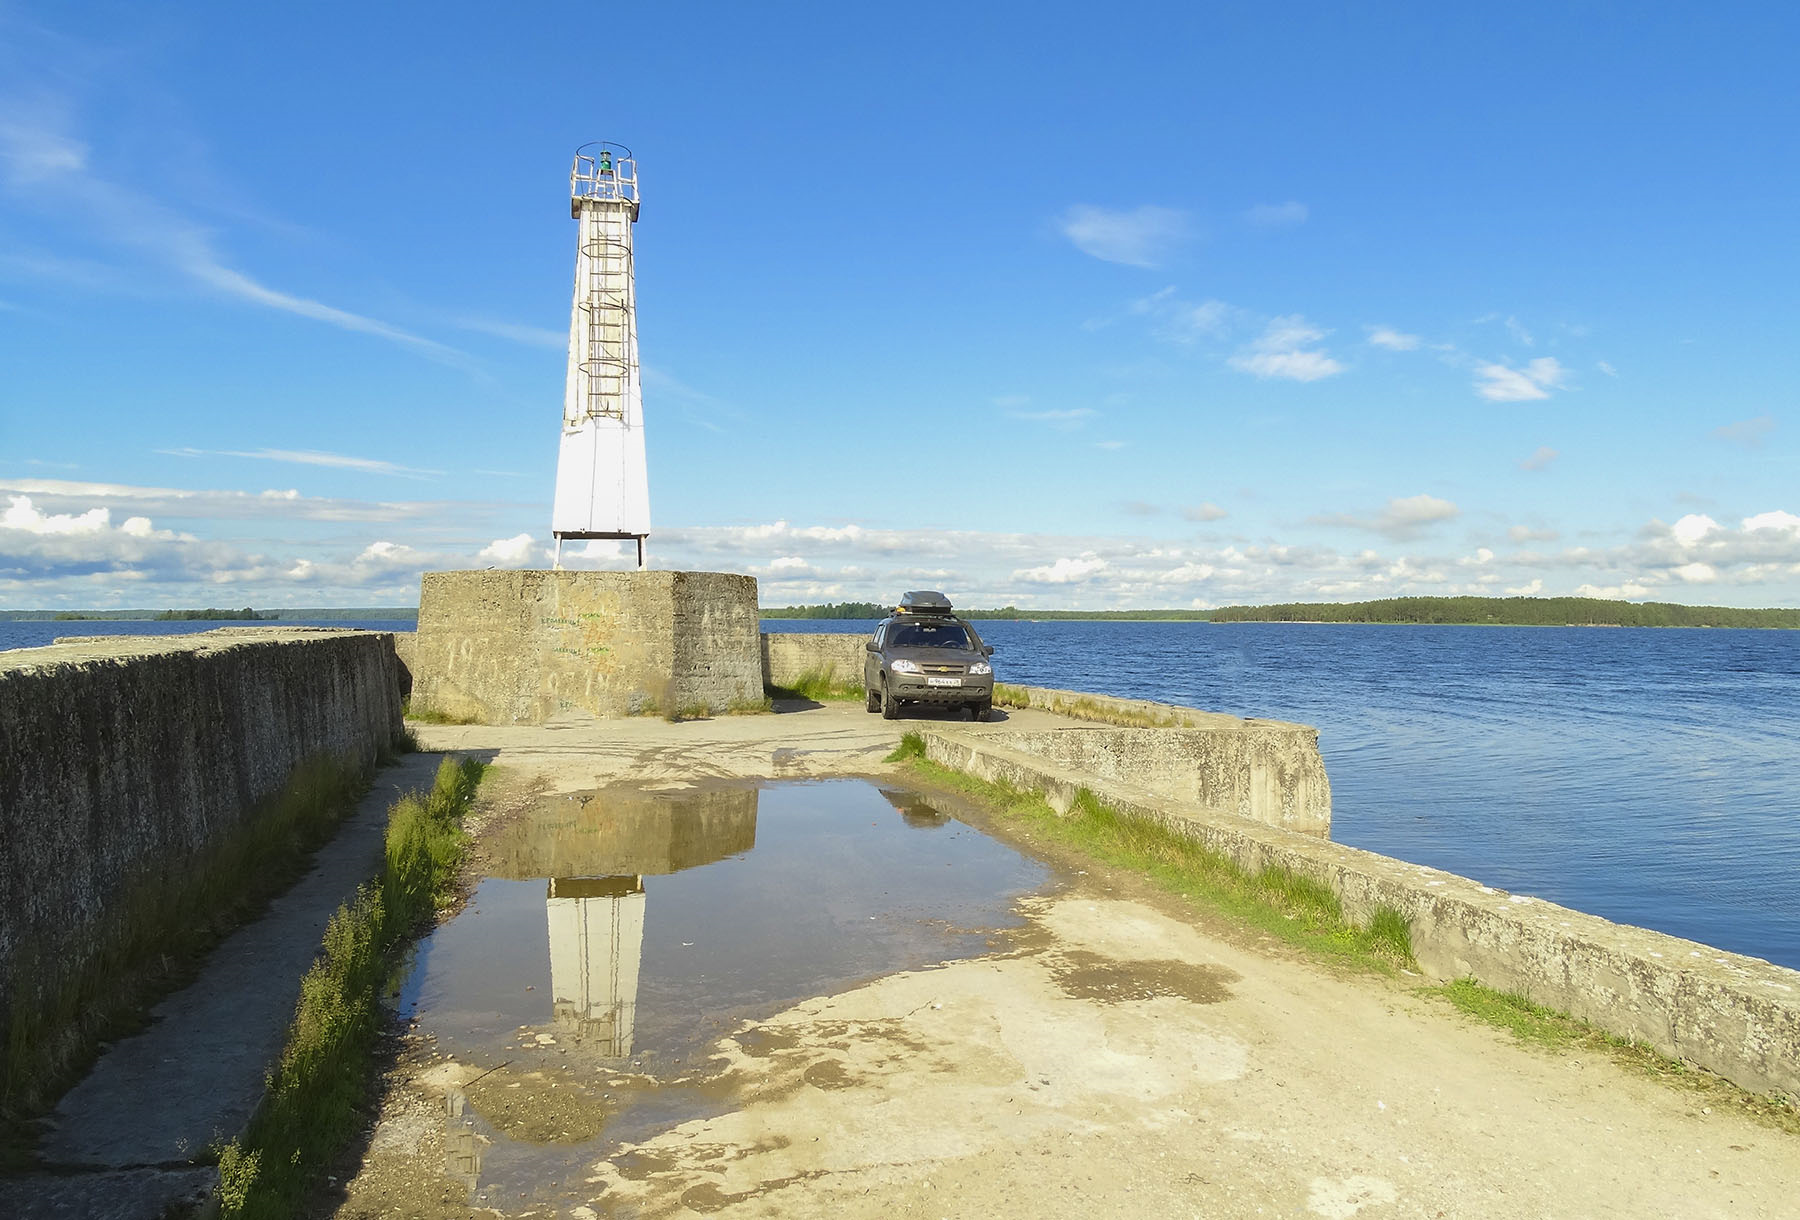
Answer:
979, 722, 1330, 836
759, 632, 865, 691
919, 729, 1800, 1100
410, 570, 762, 724
0, 628, 405, 1028
392, 629, 416, 698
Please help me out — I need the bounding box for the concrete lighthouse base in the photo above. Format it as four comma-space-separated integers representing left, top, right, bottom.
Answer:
407, 570, 763, 724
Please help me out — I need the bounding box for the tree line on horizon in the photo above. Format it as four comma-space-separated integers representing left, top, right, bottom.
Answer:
762, 596, 1800, 628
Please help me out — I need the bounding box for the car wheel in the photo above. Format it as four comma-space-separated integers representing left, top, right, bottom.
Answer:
976, 700, 993, 722
881, 678, 901, 720
865, 683, 880, 713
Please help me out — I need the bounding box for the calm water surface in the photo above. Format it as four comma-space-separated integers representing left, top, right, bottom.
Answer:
768, 618, 1800, 970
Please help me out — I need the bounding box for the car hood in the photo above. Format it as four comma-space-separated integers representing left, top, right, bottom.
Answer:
886, 646, 984, 665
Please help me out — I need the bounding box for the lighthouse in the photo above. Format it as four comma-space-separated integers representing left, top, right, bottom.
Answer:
553, 142, 650, 568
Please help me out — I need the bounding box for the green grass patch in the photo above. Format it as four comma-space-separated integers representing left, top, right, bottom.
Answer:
215, 755, 486, 1217
767, 667, 864, 703
1, 754, 375, 1166
897, 757, 1413, 972
884, 731, 928, 762
1428, 978, 1800, 1135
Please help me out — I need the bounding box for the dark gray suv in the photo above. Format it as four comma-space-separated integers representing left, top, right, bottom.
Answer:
864, 591, 995, 721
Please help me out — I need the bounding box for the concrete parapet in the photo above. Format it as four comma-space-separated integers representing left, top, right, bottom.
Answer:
990, 683, 1330, 836
410, 570, 762, 724
0, 628, 405, 1029
918, 730, 1800, 1100
760, 632, 865, 692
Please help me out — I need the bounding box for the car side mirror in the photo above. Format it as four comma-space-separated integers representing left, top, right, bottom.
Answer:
983, 645, 995, 655
865, 641, 877, 651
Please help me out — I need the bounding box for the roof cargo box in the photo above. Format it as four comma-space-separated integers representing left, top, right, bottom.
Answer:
898, 590, 953, 614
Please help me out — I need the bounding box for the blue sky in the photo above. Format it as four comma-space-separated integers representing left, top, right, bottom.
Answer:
3, 2, 1797, 609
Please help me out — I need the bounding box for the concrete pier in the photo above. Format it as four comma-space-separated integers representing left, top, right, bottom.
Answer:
407, 569, 763, 724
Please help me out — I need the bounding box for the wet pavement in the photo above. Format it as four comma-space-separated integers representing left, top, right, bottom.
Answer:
394, 779, 1049, 1210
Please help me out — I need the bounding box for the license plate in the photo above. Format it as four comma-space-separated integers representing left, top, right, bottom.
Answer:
926, 676, 962, 687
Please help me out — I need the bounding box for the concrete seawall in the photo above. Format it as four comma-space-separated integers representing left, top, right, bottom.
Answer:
919, 726, 1800, 1100
0, 628, 405, 1029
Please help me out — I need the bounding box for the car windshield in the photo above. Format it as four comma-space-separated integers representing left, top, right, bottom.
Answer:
889, 621, 975, 649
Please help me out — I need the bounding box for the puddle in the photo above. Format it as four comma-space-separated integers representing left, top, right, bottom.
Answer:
398, 779, 1049, 1209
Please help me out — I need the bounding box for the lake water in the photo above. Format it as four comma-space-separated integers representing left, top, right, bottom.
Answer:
766, 618, 1800, 972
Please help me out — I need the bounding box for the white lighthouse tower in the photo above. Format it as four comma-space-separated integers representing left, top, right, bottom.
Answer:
553, 142, 650, 568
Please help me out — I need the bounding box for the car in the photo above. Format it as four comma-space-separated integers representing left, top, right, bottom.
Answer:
864, 591, 996, 721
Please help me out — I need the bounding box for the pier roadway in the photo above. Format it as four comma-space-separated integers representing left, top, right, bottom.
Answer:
331, 703, 1797, 1219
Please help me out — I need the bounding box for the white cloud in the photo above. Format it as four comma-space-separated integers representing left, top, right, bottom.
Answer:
1245, 201, 1307, 228
1508, 525, 1559, 544
1012, 554, 1109, 585
1474, 357, 1567, 402
1094, 440, 1127, 451
1183, 502, 1228, 522
1228, 315, 1343, 382
1057, 205, 1193, 268
1519, 445, 1559, 471
1712, 415, 1776, 448
455, 318, 565, 349
477, 533, 540, 566
1366, 326, 1421, 352
1672, 562, 1718, 584
1744, 510, 1800, 535
1597, 360, 1618, 377
1670, 514, 1719, 547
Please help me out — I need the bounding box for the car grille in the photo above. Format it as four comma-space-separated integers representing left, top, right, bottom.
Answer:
921, 663, 966, 674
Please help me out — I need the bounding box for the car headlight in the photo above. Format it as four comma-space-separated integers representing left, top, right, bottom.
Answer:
891, 658, 921, 674
969, 662, 992, 675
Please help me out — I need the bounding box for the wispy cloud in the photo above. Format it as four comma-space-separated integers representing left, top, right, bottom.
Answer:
1131, 286, 1232, 344
1010, 408, 1095, 430
1311, 493, 1460, 540
455, 317, 565, 349
159, 447, 444, 479
1244, 201, 1307, 229
1713, 414, 1775, 448
1519, 445, 1559, 471
1057, 204, 1192, 268
1228, 315, 1344, 382
1183, 502, 1228, 522
1366, 326, 1421, 352
0, 87, 464, 364
1474, 357, 1567, 402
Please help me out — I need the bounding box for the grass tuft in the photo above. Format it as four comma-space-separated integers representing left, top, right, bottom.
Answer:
885, 731, 928, 763
215, 755, 485, 1217
400, 697, 482, 726
2, 755, 371, 1164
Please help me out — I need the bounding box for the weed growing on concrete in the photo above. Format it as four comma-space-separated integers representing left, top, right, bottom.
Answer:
767, 667, 864, 703
726, 696, 774, 714
663, 702, 717, 722
884, 731, 928, 762
1427, 978, 1800, 1136
216, 754, 485, 1218
0, 755, 371, 1166
898, 757, 1415, 973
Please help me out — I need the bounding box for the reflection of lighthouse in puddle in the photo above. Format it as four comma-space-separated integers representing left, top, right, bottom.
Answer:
546, 875, 646, 1056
